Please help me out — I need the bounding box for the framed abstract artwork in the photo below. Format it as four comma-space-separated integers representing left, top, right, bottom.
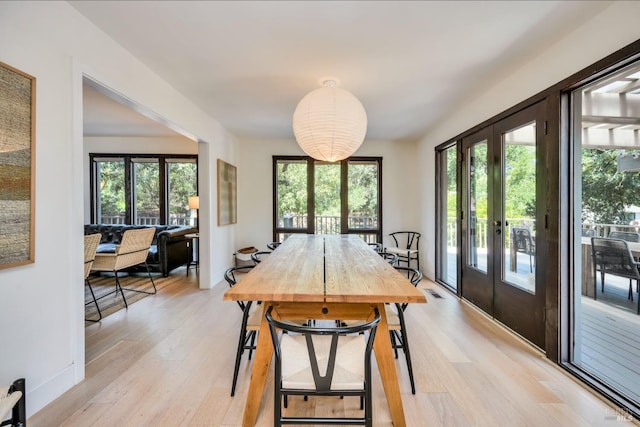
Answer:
217, 159, 237, 226
0, 62, 35, 269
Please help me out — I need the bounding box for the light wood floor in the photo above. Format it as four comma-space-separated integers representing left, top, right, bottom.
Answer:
30, 269, 635, 426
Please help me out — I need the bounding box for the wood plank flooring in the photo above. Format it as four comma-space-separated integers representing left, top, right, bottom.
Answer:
29, 269, 636, 426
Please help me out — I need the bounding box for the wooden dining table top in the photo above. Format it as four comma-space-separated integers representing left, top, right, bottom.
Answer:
223, 234, 427, 304
223, 234, 426, 426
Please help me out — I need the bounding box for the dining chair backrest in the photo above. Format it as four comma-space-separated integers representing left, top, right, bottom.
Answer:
380, 252, 399, 265
251, 250, 272, 264
393, 266, 422, 311
267, 241, 281, 251
607, 231, 640, 242
265, 306, 381, 426
266, 306, 381, 389
368, 242, 382, 253
389, 231, 420, 251
224, 266, 255, 311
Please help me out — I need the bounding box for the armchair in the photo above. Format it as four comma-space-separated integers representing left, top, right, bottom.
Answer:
91, 227, 157, 310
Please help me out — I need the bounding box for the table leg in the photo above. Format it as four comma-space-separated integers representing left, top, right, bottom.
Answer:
581, 242, 595, 298
242, 303, 274, 426
372, 302, 406, 427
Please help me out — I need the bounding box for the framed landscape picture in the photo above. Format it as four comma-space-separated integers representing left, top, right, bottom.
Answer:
217, 159, 237, 226
0, 62, 35, 269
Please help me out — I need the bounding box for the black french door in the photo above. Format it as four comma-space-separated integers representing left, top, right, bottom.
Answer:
461, 101, 547, 349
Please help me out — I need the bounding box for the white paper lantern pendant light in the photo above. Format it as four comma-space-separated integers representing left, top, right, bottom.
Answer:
293, 80, 367, 162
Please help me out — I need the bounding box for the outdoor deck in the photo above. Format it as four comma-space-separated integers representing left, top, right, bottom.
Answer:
577, 280, 640, 405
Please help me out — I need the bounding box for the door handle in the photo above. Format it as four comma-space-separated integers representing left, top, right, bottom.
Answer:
494, 220, 502, 235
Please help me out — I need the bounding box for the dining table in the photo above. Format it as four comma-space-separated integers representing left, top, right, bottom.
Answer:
223, 234, 427, 426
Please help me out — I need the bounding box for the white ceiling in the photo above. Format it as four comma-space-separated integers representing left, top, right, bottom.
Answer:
74, 0, 611, 141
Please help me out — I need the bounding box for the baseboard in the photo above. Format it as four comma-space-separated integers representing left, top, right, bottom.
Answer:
26, 363, 76, 419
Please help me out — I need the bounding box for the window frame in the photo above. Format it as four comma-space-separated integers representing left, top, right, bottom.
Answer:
90, 153, 198, 225
272, 155, 382, 243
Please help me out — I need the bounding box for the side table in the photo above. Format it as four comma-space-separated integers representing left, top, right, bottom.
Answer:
185, 233, 199, 276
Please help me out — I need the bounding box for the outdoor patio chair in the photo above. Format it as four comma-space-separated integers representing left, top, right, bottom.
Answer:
608, 231, 640, 242
591, 237, 640, 314
512, 227, 536, 273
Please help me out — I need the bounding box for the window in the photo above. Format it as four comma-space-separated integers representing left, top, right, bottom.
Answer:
435, 144, 458, 290
273, 156, 382, 243
570, 59, 640, 411
90, 154, 198, 226
95, 158, 125, 224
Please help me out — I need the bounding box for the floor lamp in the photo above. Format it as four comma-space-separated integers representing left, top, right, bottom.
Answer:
188, 196, 199, 228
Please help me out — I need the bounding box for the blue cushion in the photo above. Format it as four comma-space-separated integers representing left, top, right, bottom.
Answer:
96, 243, 118, 254
147, 245, 159, 263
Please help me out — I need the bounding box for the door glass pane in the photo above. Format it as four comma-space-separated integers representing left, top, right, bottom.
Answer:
133, 159, 159, 225
167, 159, 197, 226
467, 141, 488, 272
276, 159, 308, 231
97, 159, 125, 224
572, 60, 640, 408
315, 162, 341, 234
347, 160, 378, 231
438, 145, 458, 289
503, 122, 536, 292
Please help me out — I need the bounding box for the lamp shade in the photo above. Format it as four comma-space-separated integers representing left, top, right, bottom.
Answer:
293, 80, 367, 162
188, 196, 199, 210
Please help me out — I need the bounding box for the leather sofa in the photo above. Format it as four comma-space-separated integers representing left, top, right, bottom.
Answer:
84, 224, 198, 277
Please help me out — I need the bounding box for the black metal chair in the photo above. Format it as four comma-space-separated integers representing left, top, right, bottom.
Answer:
591, 237, 640, 314
266, 306, 381, 427
385, 231, 420, 270
511, 227, 536, 273
608, 231, 640, 242
224, 266, 263, 396
387, 266, 422, 394
267, 241, 281, 250
367, 242, 382, 253
251, 250, 272, 264
0, 378, 26, 427
379, 251, 399, 265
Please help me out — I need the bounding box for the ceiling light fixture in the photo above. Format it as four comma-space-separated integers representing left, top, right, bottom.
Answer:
292, 80, 367, 162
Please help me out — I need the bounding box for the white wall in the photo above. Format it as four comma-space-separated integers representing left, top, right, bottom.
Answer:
0, 2, 237, 416
417, 1, 640, 280
236, 136, 419, 253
